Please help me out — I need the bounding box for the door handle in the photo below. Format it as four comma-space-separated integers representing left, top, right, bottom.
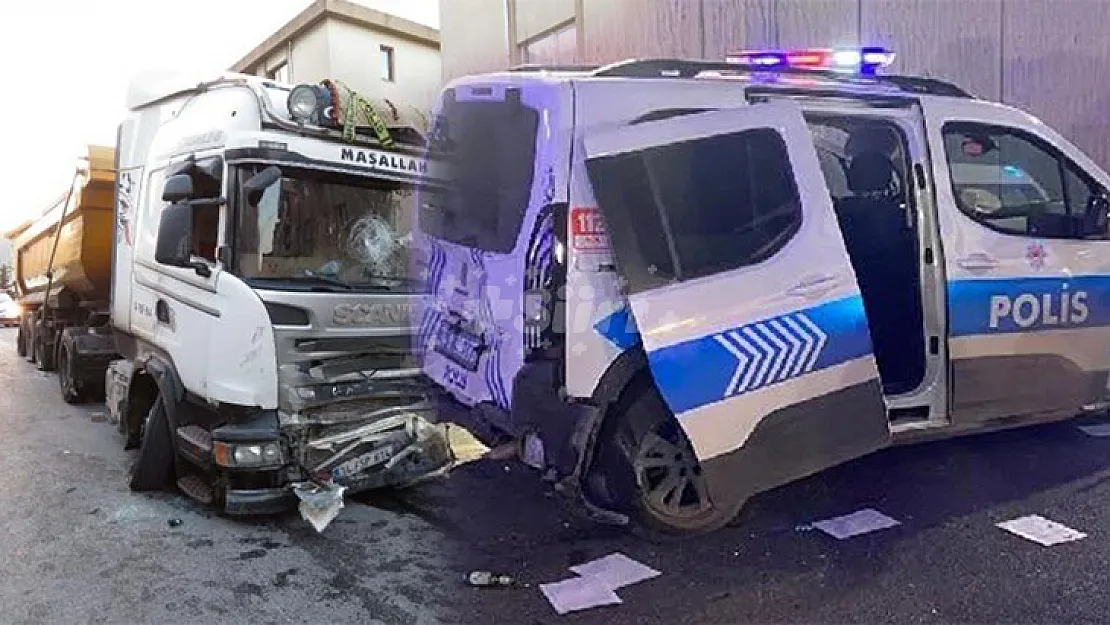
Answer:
957, 253, 998, 271
787, 274, 839, 299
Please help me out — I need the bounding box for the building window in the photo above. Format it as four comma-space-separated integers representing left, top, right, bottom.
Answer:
521, 22, 577, 66
942, 121, 1108, 240
268, 61, 290, 84
380, 45, 396, 82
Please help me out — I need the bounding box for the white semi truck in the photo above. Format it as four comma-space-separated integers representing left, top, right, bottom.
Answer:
102, 71, 451, 513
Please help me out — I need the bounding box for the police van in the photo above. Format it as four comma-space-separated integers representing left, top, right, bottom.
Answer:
414, 48, 1110, 538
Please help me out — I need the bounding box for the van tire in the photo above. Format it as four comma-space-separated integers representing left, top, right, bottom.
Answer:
129, 397, 176, 492
591, 376, 736, 541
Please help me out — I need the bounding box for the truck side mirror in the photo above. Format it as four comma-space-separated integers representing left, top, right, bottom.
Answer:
155, 202, 211, 278
244, 166, 282, 206
162, 173, 194, 203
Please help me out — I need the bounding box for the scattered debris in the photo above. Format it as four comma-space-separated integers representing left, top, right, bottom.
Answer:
1078, 423, 1110, 437
65, 486, 77, 494
997, 514, 1087, 546
467, 571, 514, 587
794, 523, 815, 532
293, 481, 346, 532
540, 576, 622, 615
167, 518, 183, 528
87, 507, 99, 515
812, 508, 901, 540
569, 553, 660, 591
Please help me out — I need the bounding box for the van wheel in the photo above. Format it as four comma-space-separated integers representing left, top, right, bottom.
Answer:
129, 397, 176, 492
592, 378, 735, 540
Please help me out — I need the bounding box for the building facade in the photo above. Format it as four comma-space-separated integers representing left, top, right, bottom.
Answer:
232, 0, 442, 129
439, 0, 1110, 171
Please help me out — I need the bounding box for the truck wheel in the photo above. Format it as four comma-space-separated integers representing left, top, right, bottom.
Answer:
58, 340, 85, 404
16, 322, 26, 358
25, 322, 36, 364
35, 333, 55, 372
130, 397, 176, 492
591, 377, 736, 541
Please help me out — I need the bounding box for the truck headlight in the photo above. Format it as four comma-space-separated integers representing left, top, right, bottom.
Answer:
213, 441, 284, 468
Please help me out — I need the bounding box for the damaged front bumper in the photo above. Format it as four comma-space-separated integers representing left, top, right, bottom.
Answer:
220, 401, 454, 516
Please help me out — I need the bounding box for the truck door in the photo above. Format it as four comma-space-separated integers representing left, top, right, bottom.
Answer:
935, 116, 1110, 423
582, 101, 891, 506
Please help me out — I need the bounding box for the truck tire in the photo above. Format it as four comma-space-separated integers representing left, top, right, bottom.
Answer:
57, 337, 86, 404
35, 332, 55, 372
25, 321, 36, 364
590, 376, 736, 541
16, 321, 27, 358
129, 397, 176, 492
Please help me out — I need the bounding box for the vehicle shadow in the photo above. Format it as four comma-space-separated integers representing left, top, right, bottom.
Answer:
359, 417, 1110, 624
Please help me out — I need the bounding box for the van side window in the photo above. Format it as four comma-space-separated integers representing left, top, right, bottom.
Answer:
942, 122, 1106, 239
587, 127, 801, 292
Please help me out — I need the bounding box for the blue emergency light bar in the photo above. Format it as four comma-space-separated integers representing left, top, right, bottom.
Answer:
726, 46, 896, 76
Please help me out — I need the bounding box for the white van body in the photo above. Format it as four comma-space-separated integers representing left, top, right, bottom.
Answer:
415, 60, 1110, 535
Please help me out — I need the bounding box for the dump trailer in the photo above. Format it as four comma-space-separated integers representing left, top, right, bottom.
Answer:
5, 146, 119, 402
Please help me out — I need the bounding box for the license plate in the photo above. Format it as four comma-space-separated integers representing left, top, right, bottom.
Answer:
331, 445, 394, 480
434, 320, 482, 371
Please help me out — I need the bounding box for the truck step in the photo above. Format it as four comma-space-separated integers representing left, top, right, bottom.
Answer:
176, 474, 215, 505
175, 425, 213, 468
176, 425, 213, 451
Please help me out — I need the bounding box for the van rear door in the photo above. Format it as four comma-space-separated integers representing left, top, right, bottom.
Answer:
582, 101, 890, 501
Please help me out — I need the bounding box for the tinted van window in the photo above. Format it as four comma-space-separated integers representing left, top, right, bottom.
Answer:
588, 128, 801, 293
420, 99, 540, 253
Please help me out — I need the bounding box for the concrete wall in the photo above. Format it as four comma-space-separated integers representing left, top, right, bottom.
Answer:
326, 19, 443, 116
438, 0, 1110, 171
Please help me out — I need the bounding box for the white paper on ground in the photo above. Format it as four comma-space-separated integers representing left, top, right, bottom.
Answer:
569, 553, 661, 590
997, 514, 1087, 546
1078, 423, 1110, 437
813, 508, 901, 539
539, 576, 623, 615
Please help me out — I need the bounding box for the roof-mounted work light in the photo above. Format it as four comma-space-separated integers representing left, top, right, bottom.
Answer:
287, 83, 335, 125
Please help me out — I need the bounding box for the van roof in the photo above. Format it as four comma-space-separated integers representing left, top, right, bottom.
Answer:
469, 58, 974, 100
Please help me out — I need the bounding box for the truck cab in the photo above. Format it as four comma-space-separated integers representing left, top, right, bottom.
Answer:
109, 72, 451, 514
415, 49, 1110, 538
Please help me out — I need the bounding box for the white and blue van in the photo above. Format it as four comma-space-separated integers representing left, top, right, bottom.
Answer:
414, 48, 1110, 538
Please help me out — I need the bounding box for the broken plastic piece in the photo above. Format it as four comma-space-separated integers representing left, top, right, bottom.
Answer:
293, 481, 347, 532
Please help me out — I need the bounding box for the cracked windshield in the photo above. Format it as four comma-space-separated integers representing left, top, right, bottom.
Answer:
235, 167, 417, 291
6, 0, 1110, 623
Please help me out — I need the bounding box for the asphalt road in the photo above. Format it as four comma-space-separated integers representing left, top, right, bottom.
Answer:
6, 324, 1110, 624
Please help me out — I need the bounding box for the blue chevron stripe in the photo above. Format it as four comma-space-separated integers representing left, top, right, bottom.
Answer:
642, 295, 873, 415
594, 304, 642, 350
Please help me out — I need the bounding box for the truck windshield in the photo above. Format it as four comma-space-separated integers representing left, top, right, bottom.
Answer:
418, 98, 540, 253
233, 165, 419, 292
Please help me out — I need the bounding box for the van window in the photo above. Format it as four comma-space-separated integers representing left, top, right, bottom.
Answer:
587, 127, 801, 293
942, 122, 1106, 239
420, 98, 540, 254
